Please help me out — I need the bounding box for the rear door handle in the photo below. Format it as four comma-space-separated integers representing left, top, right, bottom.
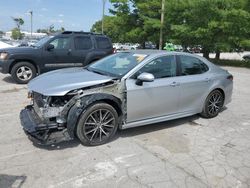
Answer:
170, 82, 180, 87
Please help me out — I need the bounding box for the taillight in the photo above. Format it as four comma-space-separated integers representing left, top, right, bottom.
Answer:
112, 48, 117, 53
227, 75, 233, 81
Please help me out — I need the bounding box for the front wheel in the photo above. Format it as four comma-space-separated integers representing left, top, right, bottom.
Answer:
11, 62, 36, 84
76, 103, 119, 146
200, 90, 224, 118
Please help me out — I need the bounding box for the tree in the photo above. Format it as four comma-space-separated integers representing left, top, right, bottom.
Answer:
37, 26, 65, 34
12, 17, 24, 29
166, 0, 250, 58
95, 0, 250, 58
11, 28, 24, 40
91, 16, 123, 42
37, 28, 48, 34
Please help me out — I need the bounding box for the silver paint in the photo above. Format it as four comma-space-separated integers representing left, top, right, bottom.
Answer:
28, 51, 233, 129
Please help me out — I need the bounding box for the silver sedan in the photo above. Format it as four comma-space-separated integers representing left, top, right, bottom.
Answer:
20, 50, 233, 146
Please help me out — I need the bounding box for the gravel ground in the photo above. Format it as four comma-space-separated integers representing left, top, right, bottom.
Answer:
0, 66, 250, 188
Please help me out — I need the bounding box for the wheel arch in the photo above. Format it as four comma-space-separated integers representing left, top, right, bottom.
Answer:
9, 59, 39, 74
66, 93, 122, 138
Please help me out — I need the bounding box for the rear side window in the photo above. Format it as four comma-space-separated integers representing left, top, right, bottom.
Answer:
74, 36, 92, 50
179, 55, 208, 76
95, 37, 112, 49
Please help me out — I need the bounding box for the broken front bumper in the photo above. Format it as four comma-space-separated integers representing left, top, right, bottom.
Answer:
20, 105, 72, 145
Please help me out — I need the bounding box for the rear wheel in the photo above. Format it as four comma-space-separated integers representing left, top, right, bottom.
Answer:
76, 103, 119, 146
11, 62, 36, 84
200, 90, 224, 118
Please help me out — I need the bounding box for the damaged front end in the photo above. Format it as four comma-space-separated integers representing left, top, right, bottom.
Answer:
20, 92, 74, 145
20, 80, 124, 145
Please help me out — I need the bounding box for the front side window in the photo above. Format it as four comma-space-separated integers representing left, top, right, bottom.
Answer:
33, 36, 53, 47
179, 55, 208, 76
74, 36, 92, 50
50, 37, 70, 50
134, 55, 176, 79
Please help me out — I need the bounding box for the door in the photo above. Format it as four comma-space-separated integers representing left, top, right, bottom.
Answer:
126, 55, 181, 123
42, 36, 74, 71
70, 35, 94, 66
176, 55, 212, 112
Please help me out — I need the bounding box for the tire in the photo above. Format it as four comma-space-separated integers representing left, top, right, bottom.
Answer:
76, 102, 119, 146
11, 62, 36, 84
200, 90, 224, 118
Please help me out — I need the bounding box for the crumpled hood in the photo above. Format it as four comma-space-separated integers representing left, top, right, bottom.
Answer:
28, 68, 114, 96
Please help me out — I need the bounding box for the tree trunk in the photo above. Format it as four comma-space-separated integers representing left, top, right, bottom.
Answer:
203, 48, 210, 59
215, 51, 220, 60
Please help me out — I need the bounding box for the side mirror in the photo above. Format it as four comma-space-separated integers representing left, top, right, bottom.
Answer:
136, 72, 154, 86
46, 44, 54, 51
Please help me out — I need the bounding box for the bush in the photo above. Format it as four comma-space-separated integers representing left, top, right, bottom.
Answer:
210, 59, 250, 68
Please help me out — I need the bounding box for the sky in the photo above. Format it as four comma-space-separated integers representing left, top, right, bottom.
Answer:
0, 0, 112, 32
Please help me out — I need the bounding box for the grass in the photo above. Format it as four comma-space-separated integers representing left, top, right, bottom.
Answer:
210, 59, 250, 68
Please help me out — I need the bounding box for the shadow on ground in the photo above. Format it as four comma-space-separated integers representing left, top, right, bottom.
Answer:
0, 174, 27, 188
34, 115, 200, 150
2, 76, 16, 84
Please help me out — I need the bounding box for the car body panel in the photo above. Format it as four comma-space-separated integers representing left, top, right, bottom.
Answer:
126, 77, 181, 123
28, 68, 114, 96
20, 50, 233, 145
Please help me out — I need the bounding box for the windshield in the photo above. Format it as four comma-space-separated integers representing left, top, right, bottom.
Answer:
88, 52, 148, 77
33, 36, 53, 47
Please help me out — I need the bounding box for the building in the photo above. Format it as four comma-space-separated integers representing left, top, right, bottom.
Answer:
3, 31, 47, 40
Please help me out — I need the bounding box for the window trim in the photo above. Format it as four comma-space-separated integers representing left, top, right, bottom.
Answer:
129, 55, 178, 80
74, 36, 93, 50
48, 36, 71, 50
95, 36, 112, 49
176, 55, 209, 76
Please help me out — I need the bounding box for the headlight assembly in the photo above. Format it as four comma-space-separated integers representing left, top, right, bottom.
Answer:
0, 52, 8, 60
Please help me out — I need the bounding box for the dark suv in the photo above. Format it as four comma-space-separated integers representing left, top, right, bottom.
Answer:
0, 31, 113, 84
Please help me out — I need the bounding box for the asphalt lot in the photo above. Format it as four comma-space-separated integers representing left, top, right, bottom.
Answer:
0, 66, 250, 188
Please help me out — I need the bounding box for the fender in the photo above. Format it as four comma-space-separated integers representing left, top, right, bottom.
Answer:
66, 93, 122, 138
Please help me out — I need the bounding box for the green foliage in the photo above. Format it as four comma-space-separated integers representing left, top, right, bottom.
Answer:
11, 28, 24, 40
37, 25, 65, 34
36, 28, 48, 34
91, 0, 250, 57
167, 0, 250, 56
12, 17, 24, 29
210, 59, 250, 68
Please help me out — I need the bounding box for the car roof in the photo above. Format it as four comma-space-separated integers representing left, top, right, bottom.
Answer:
57, 31, 108, 37
121, 50, 215, 67
123, 49, 198, 57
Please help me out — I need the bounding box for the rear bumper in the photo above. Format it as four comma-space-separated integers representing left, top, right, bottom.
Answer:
20, 106, 73, 145
224, 81, 233, 106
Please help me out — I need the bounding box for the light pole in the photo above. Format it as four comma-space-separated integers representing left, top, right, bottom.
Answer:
29, 11, 33, 38
159, 0, 165, 50
102, 0, 107, 34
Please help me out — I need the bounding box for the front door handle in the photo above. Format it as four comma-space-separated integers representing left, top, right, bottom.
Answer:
67, 49, 72, 55
205, 78, 211, 82
170, 82, 180, 87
